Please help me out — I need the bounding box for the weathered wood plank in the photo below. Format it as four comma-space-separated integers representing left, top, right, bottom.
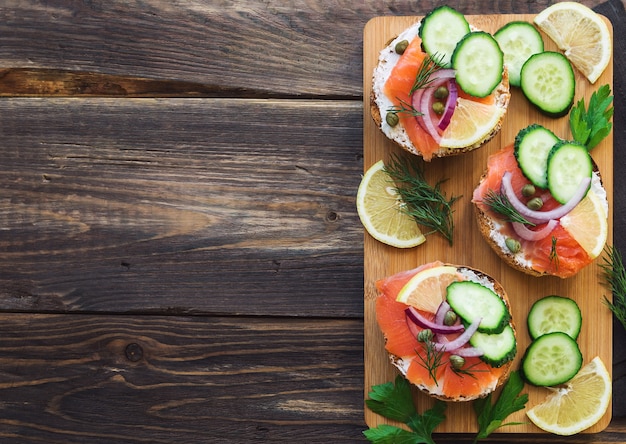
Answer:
0, 0, 617, 97
0, 313, 624, 443
0, 314, 365, 443
0, 98, 364, 316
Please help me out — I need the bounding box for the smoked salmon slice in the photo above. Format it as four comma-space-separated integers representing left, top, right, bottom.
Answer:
382, 36, 440, 160
473, 145, 593, 278
375, 265, 508, 401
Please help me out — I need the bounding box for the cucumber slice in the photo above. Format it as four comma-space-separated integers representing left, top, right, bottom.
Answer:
522, 332, 582, 386
514, 124, 560, 189
469, 325, 516, 367
418, 5, 470, 68
446, 281, 510, 334
494, 21, 544, 87
527, 295, 582, 340
452, 31, 504, 98
520, 51, 575, 117
547, 141, 593, 204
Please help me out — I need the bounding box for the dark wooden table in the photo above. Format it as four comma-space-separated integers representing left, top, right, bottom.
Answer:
0, 1, 624, 442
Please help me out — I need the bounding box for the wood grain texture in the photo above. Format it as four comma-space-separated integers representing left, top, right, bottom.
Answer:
0, 98, 364, 317
0, 0, 612, 98
363, 13, 614, 434
0, 0, 624, 442
0, 313, 624, 444
0, 314, 365, 443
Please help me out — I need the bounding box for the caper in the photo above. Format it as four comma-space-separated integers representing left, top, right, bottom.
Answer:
417, 328, 434, 343
395, 39, 409, 54
443, 310, 457, 326
527, 196, 544, 210
449, 354, 465, 370
386, 112, 399, 127
522, 183, 536, 197
505, 237, 521, 253
432, 101, 445, 115
434, 86, 449, 100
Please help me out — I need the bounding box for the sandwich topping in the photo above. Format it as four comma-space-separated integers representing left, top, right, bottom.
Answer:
376, 262, 516, 401
372, 6, 510, 161
473, 84, 612, 278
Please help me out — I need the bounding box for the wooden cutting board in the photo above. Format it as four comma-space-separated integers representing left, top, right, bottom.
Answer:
363, 14, 614, 434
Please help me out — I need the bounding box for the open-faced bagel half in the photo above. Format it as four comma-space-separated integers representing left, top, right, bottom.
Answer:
371, 21, 511, 161
376, 262, 516, 401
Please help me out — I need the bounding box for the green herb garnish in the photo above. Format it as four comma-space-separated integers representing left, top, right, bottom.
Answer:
600, 245, 626, 331
386, 53, 446, 119
384, 154, 460, 245
364, 375, 446, 444
549, 236, 559, 270
388, 98, 423, 118
472, 370, 528, 442
409, 52, 446, 95
483, 189, 535, 226
569, 84, 614, 150
415, 336, 446, 386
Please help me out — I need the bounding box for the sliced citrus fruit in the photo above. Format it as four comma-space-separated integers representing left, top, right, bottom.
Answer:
356, 160, 426, 248
534, 2, 612, 84
559, 190, 608, 259
527, 356, 611, 435
439, 98, 505, 149
396, 265, 460, 312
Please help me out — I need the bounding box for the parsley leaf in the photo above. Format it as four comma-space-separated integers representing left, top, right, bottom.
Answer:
472, 370, 528, 442
364, 375, 446, 444
569, 84, 614, 150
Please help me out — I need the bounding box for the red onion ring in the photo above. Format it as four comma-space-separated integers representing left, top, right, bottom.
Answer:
411, 69, 456, 143
411, 88, 426, 132
501, 172, 590, 223
434, 301, 451, 325
437, 79, 458, 131
512, 219, 559, 241
432, 317, 482, 352
405, 307, 464, 335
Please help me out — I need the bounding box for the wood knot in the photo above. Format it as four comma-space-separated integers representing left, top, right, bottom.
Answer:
325, 210, 339, 222
125, 343, 144, 362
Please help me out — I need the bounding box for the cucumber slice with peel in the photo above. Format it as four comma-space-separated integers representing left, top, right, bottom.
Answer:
514, 124, 560, 189
547, 141, 593, 204
418, 5, 470, 68
527, 295, 582, 340
522, 332, 583, 386
452, 31, 504, 98
494, 21, 544, 87
520, 51, 575, 117
446, 280, 510, 334
469, 325, 516, 368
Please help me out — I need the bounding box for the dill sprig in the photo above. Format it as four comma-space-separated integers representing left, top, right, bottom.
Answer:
415, 338, 446, 386
386, 53, 445, 118
384, 154, 460, 245
482, 189, 535, 226
409, 52, 446, 95
600, 245, 626, 331
549, 236, 559, 270
451, 360, 488, 379
388, 98, 422, 117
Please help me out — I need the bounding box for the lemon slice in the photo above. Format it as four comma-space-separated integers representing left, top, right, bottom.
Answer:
396, 265, 460, 312
527, 356, 611, 435
534, 2, 612, 84
560, 190, 608, 259
356, 160, 426, 248
439, 98, 505, 149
